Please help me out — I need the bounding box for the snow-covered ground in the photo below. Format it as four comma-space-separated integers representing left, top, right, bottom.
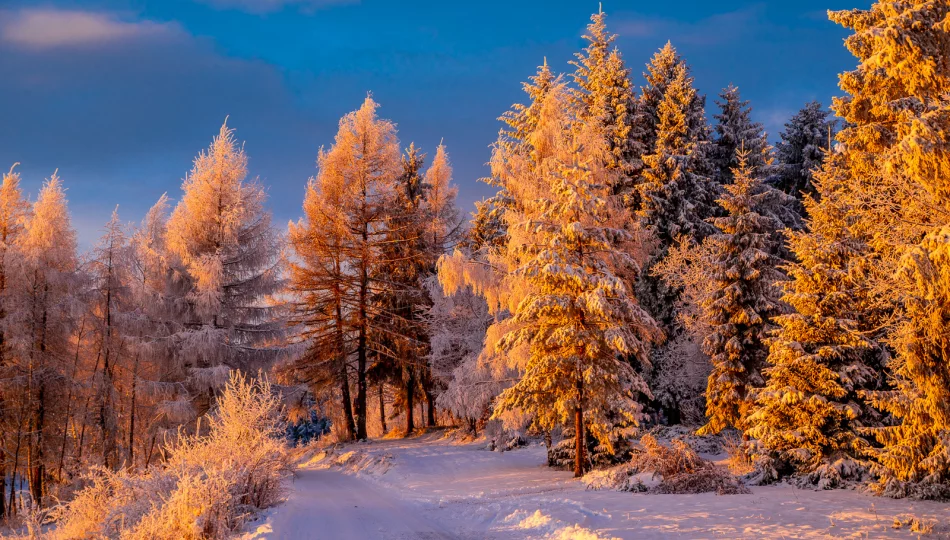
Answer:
243, 433, 950, 539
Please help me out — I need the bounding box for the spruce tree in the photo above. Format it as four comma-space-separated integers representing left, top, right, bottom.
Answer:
571, 9, 637, 196
816, 0, 950, 497
711, 85, 770, 185
698, 150, 785, 435
774, 101, 836, 198
630, 42, 708, 188
747, 158, 887, 487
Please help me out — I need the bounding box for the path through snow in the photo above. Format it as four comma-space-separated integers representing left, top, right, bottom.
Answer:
243, 433, 950, 539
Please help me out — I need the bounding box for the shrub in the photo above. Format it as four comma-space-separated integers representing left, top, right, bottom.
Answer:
50, 372, 292, 539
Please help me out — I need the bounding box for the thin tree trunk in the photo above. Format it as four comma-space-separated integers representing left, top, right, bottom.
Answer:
355, 257, 368, 440
339, 361, 356, 441
404, 368, 415, 436
58, 317, 86, 481
128, 354, 139, 470
423, 382, 436, 428
574, 377, 585, 478
378, 383, 387, 435
8, 411, 23, 517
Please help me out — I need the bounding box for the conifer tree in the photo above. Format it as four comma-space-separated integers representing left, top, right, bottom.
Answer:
698, 151, 786, 435
571, 9, 637, 196
630, 42, 708, 186
492, 83, 660, 477
634, 63, 718, 329
0, 165, 29, 516
288, 97, 401, 440
165, 120, 283, 411
815, 0, 950, 497
11, 173, 79, 506
746, 158, 887, 486
774, 101, 836, 198
711, 85, 771, 185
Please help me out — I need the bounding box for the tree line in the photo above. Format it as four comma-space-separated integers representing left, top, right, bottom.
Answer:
0, 0, 947, 517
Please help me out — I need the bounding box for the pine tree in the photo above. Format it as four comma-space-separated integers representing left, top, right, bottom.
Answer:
492, 83, 660, 477
746, 157, 887, 487
165, 120, 283, 413
711, 85, 771, 185
571, 8, 637, 196
698, 150, 786, 435
774, 101, 836, 198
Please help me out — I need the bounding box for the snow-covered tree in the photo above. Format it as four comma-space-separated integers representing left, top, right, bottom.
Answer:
0, 164, 29, 516
808, 0, 950, 498
571, 8, 637, 196
287, 97, 401, 440
491, 83, 660, 477
696, 151, 786, 435
165, 120, 284, 414
634, 61, 718, 330
746, 158, 887, 487
10, 173, 79, 506
711, 85, 771, 185
774, 101, 836, 198
629, 42, 709, 188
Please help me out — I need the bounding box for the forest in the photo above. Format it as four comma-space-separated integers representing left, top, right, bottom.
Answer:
1, 0, 949, 537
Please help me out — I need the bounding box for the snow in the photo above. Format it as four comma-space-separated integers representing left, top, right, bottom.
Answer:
243, 433, 949, 539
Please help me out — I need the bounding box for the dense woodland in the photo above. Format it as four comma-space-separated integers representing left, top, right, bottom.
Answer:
1, 0, 949, 535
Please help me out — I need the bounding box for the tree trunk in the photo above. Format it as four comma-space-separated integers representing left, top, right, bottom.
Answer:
128, 354, 139, 470
334, 300, 356, 441
404, 368, 415, 436
338, 361, 356, 441
574, 378, 585, 478
355, 256, 369, 440
423, 379, 436, 428
378, 384, 387, 435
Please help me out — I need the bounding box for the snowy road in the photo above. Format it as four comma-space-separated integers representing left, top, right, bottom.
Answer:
244, 434, 950, 539
247, 467, 457, 540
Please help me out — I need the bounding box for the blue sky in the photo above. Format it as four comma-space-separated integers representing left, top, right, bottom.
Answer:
0, 0, 867, 245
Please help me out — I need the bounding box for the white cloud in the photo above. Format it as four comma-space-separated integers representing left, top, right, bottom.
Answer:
197, 0, 357, 14
0, 9, 180, 50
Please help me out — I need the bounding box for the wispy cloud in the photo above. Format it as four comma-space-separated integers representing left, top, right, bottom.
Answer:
0, 9, 180, 50
611, 4, 769, 46
196, 0, 358, 14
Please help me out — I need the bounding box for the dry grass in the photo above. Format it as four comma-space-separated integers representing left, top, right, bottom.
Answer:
47, 372, 292, 540
723, 434, 755, 476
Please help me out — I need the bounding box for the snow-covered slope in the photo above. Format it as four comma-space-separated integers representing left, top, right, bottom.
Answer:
244, 434, 949, 539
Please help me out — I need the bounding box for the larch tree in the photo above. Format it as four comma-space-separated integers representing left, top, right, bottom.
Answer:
774, 101, 837, 199
0, 164, 29, 517
165, 120, 284, 415
286, 168, 358, 441
746, 157, 887, 488
711, 85, 771, 185
492, 83, 660, 478
11, 173, 78, 506
697, 150, 786, 435
290, 96, 401, 440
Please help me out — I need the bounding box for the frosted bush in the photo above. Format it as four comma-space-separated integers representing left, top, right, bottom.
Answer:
50, 372, 292, 539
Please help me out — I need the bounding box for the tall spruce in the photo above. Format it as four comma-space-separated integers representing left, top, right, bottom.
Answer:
571, 8, 637, 196
711, 85, 771, 185
698, 150, 785, 435
774, 101, 836, 198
